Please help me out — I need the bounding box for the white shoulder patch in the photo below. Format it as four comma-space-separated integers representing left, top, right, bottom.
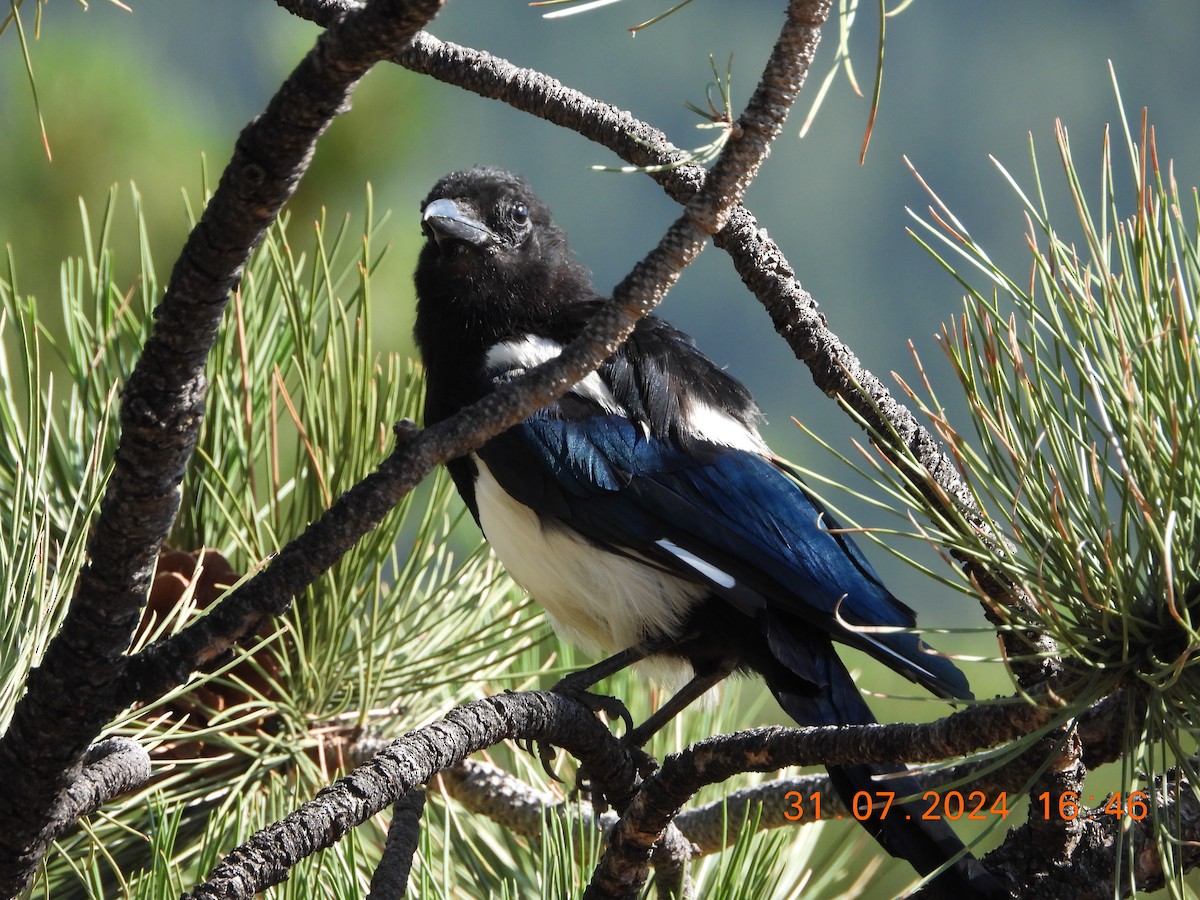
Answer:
683, 400, 770, 454
485, 335, 621, 413
485, 335, 563, 371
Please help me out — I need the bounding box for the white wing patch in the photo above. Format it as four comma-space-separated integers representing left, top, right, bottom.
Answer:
485, 335, 620, 413
655, 539, 736, 589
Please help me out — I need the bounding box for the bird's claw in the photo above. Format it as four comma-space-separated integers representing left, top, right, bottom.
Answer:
510, 710, 566, 783
542, 678, 652, 807
523, 738, 564, 783
549, 676, 635, 735
512, 681, 638, 785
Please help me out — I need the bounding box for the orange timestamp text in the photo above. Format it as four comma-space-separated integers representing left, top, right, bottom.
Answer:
782, 789, 1152, 822
1035, 791, 1150, 821
783, 789, 1012, 822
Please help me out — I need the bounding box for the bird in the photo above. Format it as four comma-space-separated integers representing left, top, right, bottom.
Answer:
412, 166, 1005, 897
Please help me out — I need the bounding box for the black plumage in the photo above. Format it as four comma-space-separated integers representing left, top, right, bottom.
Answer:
412, 167, 1004, 897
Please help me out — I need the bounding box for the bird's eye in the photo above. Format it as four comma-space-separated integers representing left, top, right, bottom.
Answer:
510, 203, 529, 226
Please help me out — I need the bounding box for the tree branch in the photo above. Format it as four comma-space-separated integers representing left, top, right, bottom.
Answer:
439, 760, 693, 895
183, 691, 639, 899
441, 758, 813, 859
44, 738, 152, 846
429, 699, 1189, 899
438, 760, 573, 834
191, 675, 1035, 900
273, 0, 360, 21
366, 789, 425, 900
983, 767, 1200, 899
0, 0, 447, 892
443, 687, 1131, 860
589, 693, 1052, 898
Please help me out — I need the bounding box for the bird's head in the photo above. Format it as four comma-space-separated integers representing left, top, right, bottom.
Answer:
414, 168, 595, 362
419, 167, 552, 259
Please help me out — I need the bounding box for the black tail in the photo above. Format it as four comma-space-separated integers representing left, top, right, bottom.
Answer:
760, 619, 1007, 898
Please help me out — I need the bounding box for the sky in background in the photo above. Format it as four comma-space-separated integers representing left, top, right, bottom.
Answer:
3, 0, 1200, 637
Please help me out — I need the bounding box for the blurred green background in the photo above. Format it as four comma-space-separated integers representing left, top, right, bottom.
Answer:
4, 2, 1200, 894
6, 0, 1200, 700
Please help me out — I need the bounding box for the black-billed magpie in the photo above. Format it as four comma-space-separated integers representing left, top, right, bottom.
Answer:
413, 167, 1004, 897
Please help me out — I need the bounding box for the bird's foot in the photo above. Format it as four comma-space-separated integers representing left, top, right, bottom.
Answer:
549, 672, 635, 734
510, 680, 637, 784
575, 740, 657, 813
542, 676, 656, 810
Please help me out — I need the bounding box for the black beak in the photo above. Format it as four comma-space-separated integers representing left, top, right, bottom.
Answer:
422, 198, 496, 248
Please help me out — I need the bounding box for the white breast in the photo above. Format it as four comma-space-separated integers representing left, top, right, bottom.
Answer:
473, 457, 706, 685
